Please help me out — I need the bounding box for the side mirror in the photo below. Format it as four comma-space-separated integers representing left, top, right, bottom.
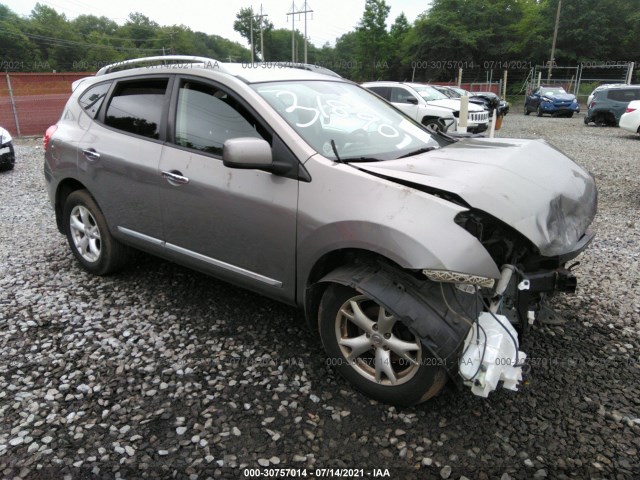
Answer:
406, 97, 419, 105
223, 137, 272, 169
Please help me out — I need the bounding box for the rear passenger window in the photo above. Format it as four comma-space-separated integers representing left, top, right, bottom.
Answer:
105, 79, 168, 139
174, 80, 264, 156
607, 89, 640, 102
78, 82, 111, 119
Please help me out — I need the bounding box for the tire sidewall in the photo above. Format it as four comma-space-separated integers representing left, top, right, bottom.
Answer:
318, 283, 446, 407
63, 190, 116, 275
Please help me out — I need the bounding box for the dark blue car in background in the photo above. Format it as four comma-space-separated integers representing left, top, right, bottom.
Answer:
524, 86, 580, 118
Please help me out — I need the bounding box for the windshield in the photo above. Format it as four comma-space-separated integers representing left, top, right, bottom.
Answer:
449, 87, 468, 97
410, 85, 449, 101
252, 81, 443, 161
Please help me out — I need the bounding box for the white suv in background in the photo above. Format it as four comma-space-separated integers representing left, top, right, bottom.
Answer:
363, 81, 489, 133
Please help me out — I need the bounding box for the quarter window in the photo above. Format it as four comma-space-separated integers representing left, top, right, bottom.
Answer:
175, 81, 263, 156
104, 79, 168, 139
78, 82, 111, 119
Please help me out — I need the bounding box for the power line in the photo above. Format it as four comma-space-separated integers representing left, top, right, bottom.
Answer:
286, 1, 313, 63
0, 26, 164, 52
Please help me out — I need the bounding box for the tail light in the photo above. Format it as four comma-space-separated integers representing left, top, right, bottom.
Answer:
589, 102, 595, 109
625, 107, 636, 113
44, 125, 57, 151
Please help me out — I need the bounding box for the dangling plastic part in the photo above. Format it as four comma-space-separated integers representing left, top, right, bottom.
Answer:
459, 312, 527, 397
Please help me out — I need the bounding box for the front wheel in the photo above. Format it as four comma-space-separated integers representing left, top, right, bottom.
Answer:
523, 103, 530, 116
422, 118, 446, 133
319, 284, 447, 406
536, 105, 543, 117
63, 190, 129, 275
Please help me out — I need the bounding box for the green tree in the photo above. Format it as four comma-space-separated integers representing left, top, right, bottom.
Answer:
0, 5, 40, 70
27, 3, 83, 70
233, 7, 274, 60
72, 15, 118, 38
356, 0, 391, 80
388, 13, 412, 81
407, 0, 533, 82
263, 28, 307, 62
332, 31, 359, 79
119, 12, 161, 53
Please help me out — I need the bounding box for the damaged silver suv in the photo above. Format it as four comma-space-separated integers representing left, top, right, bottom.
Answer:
44, 56, 597, 406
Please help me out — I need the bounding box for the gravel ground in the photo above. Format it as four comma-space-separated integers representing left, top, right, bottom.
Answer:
1, 112, 639, 480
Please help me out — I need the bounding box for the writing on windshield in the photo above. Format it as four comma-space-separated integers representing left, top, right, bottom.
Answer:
253, 81, 441, 161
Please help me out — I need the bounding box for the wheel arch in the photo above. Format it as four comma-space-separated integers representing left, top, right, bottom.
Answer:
420, 115, 442, 125
55, 178, 89, 233
309, 261, 477, 383
303, 249, 405, 331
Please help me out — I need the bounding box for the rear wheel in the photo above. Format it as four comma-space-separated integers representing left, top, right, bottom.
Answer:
319, 284, 447, 406
523, 103, 530, 116
536, 105, 543, 117
63, 190, 129, 275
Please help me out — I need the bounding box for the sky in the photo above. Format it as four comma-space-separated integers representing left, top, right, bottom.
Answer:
3, 0, 432, 47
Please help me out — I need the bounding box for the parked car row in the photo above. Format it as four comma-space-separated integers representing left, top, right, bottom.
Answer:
434, 86, 510, 118
361, 81, 490, 134
523, 83, 640, 135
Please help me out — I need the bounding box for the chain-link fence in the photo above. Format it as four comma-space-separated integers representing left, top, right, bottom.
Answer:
1, 73, 88, 137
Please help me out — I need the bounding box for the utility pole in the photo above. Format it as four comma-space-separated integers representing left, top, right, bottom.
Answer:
548, 0, 561, 83
287, 2, 296, 62
250, 6, 254, 64
254, 5, 268, 61
287, 2, 313, 63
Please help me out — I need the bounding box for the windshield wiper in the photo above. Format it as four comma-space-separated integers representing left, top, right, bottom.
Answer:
330, 140, 345, 163
341, 157, 381, 163
329, 141, 379, 163
397, 146, 436, 159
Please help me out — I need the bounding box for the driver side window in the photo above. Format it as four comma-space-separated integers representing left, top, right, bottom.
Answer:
390, 87, 416, 104
174, 81, 265, 156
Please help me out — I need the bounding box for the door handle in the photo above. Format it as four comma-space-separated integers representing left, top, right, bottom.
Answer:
82, 148, 100, 160
162, 170, 189, 185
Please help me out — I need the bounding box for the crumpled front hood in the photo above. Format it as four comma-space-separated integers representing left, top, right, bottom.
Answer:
357, 138, 597, 257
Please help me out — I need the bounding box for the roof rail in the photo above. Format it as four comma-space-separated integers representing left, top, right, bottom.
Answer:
96, 56, 225, 76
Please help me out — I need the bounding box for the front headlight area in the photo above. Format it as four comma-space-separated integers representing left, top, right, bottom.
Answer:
420, 264, 527, 399
422, 269, 495, 289
425, 209, 558, 398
